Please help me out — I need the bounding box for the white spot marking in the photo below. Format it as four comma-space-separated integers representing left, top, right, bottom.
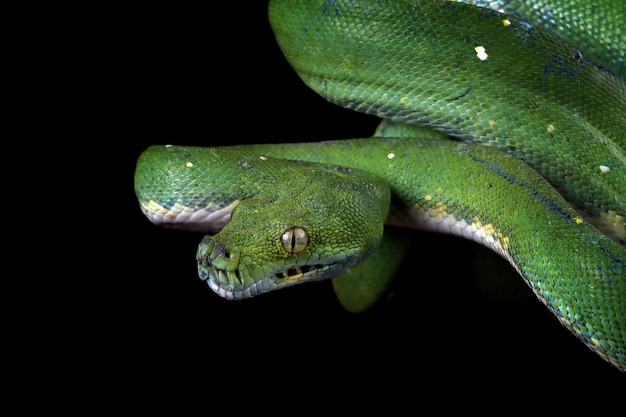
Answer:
186, 162, 193, 168
475, 46, 488, 61
259, 156, 267, 161
599, 165, 610, 173
387, 153, 395, 159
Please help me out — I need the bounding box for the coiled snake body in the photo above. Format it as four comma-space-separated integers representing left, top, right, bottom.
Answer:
135, 0, 626, 373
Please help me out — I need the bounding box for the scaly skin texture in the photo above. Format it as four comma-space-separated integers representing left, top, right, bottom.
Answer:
269, 0, 625, 243
455, 0, 625, 77
134, 0, 626, 372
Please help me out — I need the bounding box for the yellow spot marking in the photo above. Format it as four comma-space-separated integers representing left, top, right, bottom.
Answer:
186, 162, 193, 168
475, 46, 488, 61
547, 124, 555, 133
591, 338, 602, 347
259, 156, 267, 161
502, 19, 511, 26
599, 165, 610, 173
400, 97, 408, 104
424, 195, 432, 201
435, 201, 447, 213
574, 216, 584, 225
387, 153, 395, 159
488, 119, 496, 128
473, 217, 510, 251
145, 199, 164, 215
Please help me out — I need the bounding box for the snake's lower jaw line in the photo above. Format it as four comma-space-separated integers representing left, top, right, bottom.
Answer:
199, 262, 352, 300
197, 266, 290, 300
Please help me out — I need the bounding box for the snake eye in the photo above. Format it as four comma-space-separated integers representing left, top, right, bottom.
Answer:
280, 227, 309, 254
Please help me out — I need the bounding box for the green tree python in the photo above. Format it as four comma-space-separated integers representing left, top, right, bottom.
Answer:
135, 0, 626, 373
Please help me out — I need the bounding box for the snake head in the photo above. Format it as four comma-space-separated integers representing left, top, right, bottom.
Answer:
196, 165, 390, 300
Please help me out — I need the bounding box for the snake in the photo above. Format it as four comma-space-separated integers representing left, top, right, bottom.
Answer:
135, 0, 626, 373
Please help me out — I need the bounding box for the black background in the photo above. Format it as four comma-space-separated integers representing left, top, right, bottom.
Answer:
118, 1, 625, 396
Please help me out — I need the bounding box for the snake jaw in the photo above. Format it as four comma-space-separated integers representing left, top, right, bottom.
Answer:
199, 259, 347, 300
197, 235, 359, 299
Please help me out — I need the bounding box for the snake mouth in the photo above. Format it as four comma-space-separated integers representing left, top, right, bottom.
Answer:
199, 264, 333, 300
275, 265, 313, 280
